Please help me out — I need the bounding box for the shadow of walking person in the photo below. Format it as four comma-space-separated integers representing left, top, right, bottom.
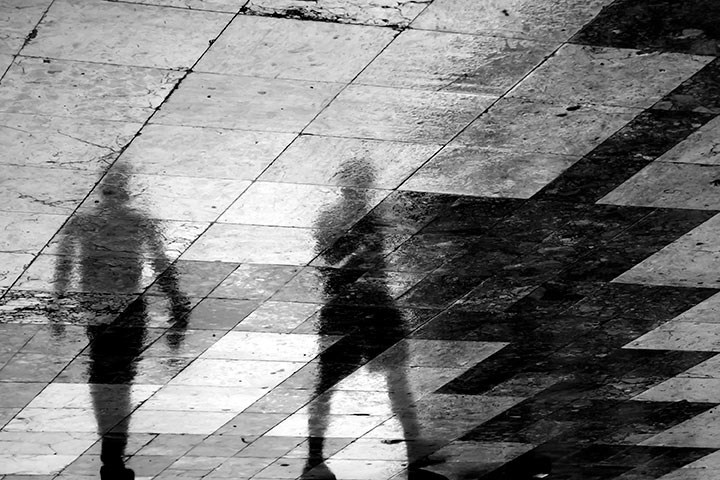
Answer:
52, 164, 191, 480
301, 160, 448, 480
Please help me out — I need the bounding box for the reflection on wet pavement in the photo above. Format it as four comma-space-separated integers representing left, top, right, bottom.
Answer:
3, 0, 720, 479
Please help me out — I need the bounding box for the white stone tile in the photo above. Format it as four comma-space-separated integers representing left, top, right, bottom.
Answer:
357, 29, 553, 94
0, 113, 141, 171
323, 459, 406, 480
401, 146, 576, 198
663, 292, 720, 324
197, 16, 394, 82
0, 57, 183, 122
614, 246, 720, 288
0, 212, 67, 254
128, 410, 237, 434
642, 405, 720, 448
169, 358, 304, 388
600, 162, 720, 210
625, 320, 720, 351
78, 170, 250, 221
265, 413, 387, 438
140, 385, 264, 412
259, 135, 440, 189
306, 85, 495, 143
658, 116, 720, 166
218, 182, 389, 229
0, 431, 96, 455
153, 73, 343, 132
0, 0, 52, 53
118, 125, 295, 180
412, 0, 612, 41
23, 0, 231, 68
508, 44, 713, 108
0, 454, 80, 475
4, 407, 101, 432
633, 377, 720, 403
202, 331, 333, 361
683, 355, 720, 379
116, 0, 241, 11
180, 224, 319, 264
453, 98, 638, 156
0, 253, 33, 289
0, 165, 97, 214
26, 383, 159, 409
0, 52, 13, 72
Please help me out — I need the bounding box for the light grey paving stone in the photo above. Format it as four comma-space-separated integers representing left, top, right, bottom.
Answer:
356, 29, 554, 94
401, 146, 576, 198
218, 182, 389, 228
306, 85, 495, 143
658, 115, 720, 165
197, 16, 395, 82
0, 113, 141, 171
412, 0, 613, 42
452, 97, 638, 156
259, 135, 440, 189
117, 125, 295, 180
0, 0, 52, 54
599, 162, 720, 210
0, 57, 183, 122
23, 0, 232, 68
0, 165, 97, 214
153, 73, 343, 132
508, 44, 713, 109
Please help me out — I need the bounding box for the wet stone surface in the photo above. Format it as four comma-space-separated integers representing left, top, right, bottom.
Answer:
3, 0, 720, 479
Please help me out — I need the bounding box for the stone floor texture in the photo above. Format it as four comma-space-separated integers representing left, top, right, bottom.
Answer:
2, 0, 720, 478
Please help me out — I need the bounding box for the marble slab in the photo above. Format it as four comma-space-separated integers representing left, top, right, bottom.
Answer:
0, 0, 52, 54
0, 113, 141, 171
0, 165, 97, 214
153, 73, 343, 132
401, 146, 576, 198
0, 57, 183, 122
306, 85, 496, 143
218, 182, 389, 229
117, 125, 294, 180
452, 98, 638, 156
600, 162, 720, 210
0, 253, 33, 289
658, 115, 720, 165
412, 0, 613, 42
259, 135, 440, 189
508, 44, 713, 108
77, 170, 250, 221
196, 16, 394, 83
0, 212, 66, 254
356, 29, 553, 94
180, 224, 318, 264
22, 0, 231, 69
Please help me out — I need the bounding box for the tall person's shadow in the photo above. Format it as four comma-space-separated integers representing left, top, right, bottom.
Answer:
302, 160, 448, 480
52, 164, 191, 480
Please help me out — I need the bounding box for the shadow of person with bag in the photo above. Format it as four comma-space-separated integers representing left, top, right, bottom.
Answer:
301, 159, 448, 480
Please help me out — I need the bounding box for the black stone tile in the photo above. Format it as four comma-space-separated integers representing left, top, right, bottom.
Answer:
356, 190, 457, 233
396, 272, 485, 308
563, 283, 718, 322
623, 448, 717, 479
535, 110, 716, 203
383, 233, 476, 273
653, 58, 720, 113
561, 208, 718, 283
452, 276, 544, 312
571, 0, 720, 55
421, 196, 525, 234
506, 280, 603, 317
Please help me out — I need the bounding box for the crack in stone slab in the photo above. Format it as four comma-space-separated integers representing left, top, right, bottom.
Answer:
241, 0, 431, 27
